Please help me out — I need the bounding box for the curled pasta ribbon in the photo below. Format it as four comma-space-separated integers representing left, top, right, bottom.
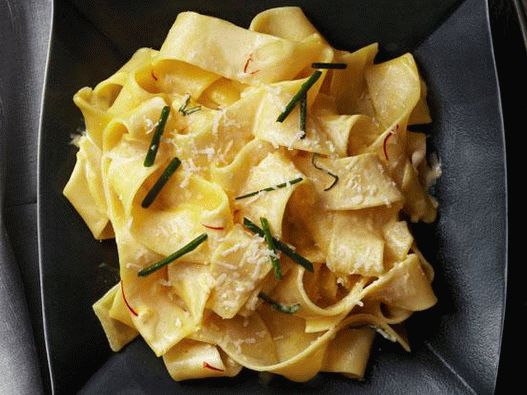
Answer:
65, 6, 439, 382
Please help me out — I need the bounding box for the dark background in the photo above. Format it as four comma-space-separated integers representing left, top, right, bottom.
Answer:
0, 0, 522, 393
491, 1, 524, 392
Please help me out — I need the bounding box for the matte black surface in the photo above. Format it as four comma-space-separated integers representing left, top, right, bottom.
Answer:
36, 0, 507, 393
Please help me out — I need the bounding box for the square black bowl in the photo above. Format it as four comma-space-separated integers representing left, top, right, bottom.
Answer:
38, 0, 507, 393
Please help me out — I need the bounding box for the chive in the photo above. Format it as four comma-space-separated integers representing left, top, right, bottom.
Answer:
311, 154, 339, 191
138, 233, 208, 277
243, 217, 314, 272
299, 92, 307, 139
311, 62, 347, 69
258, 292, 300, 314
260, 217, 282, 279
183, 107, 201, 115
235, 177, 303, 200
141, 157, 181, 208
144, 106, 170, 167
276, 71, 322, 123
178, 95, 201, 116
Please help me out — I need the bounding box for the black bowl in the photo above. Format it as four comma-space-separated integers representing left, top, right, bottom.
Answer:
37, 0, 507, 393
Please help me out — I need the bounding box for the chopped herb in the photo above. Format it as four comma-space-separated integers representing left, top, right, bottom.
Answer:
260, 217, 282, 279
141, 157, 181, 208
138, 233, 208, 277
276, 71, 322, 123
235, 177, 303, 200
311, 154, 339, 191
311, 62, 347, 69
178, 95, 201, 116
144, 106, 170, 167
243, 217, 314, 272
299, 92, 307, 139
258, 292, 300, 314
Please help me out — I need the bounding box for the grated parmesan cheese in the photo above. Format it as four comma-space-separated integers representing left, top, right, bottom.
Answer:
216, 261, 238, 271
220, 240, 249, 257
69, 132, 85, 147
158, 279, 172, 287
179, 158, 203, 188
215, 273, 228, 287
126, 262, 142, 271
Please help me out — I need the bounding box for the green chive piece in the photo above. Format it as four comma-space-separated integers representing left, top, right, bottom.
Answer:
258, 292, 300, 314
299, 92, 307, 139
144, 106, 170, 167
311, 154, 339, 191
178, 95, 201, 116
276, 71, 322, 123
141, 157, 181, 208
243, 217, 314, 272
235, 177, 303, 200
260, 217, 282, 279
138, 233, 208, 277
311, 62, 347, 69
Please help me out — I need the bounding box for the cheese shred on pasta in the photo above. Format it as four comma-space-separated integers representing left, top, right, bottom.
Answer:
64, 7, 440, 382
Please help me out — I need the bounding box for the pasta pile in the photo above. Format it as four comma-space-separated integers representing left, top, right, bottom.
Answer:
64, 7, 440, 382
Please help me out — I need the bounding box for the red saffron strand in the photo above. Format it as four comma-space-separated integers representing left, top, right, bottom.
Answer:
121, 281, 138, 317
151, 71, 158, 81
383, 124, 399, 160
202, 362, 224, 372
202, 223, 225, 231
243, 54, 253, 73
383, 132, 394, 160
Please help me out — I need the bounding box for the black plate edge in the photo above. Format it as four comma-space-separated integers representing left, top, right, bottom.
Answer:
513, 0, 527, 49
491, 0, 525, 390
484, 1, 509, 391
36, 1, 57, 393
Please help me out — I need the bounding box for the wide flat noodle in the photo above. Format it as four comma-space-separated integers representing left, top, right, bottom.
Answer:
237, 151, 304, 237
321, 327, 375, 378
159, 12, 328, 85
130, 172, 230, 262
208, 225, 272, 318
365, 53, 421, 129
271, 265, 367, 319
63, 135, 113, 239
92, 284, 138, 352
163, 339, 242, 380
249, 7, 322, 42
252, 76, 337, 154
74, 48, 159, 147
327, 210, 387, 277
330, 44, 378, 116
363, 254, 437, 311
297, 153, 402, 210
67, 7, 440, 383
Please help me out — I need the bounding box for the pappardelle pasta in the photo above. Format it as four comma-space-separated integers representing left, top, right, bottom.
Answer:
64, 7, 440, 382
